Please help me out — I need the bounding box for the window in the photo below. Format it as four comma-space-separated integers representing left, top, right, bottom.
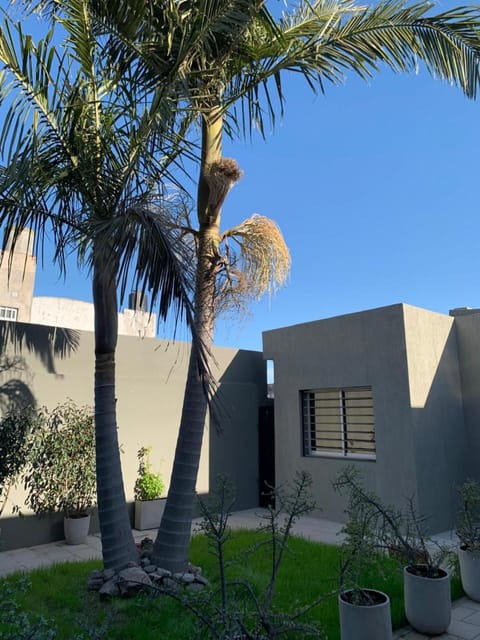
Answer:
0, 306, 18, 321
302, 386, 375, 459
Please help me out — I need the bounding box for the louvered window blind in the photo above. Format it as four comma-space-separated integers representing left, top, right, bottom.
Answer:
302, 387, 375, 459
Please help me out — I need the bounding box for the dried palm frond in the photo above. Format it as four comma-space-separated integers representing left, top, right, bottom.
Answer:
205, 157, 243, 216
218, 214, 290, 312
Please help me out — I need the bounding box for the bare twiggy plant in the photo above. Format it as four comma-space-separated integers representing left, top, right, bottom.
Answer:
333, 467, 448, 583
151, 473, 327, 639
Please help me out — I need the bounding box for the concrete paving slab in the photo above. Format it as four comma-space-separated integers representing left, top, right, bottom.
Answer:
31, 547, 79, 563
463, 612, 480, 627
18, 556, 57, 571
61, 545, 101, 561
394, 631, 430, 639
446, 618, 480, 639
0, 559, 24, 577
453, 606, 480, 622
461, 599, 480, 613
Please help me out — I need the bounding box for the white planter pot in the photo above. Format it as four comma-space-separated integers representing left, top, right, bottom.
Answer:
134, 498, 166, 530
403, 565, 451, 635
64, 514, 91, 545
459, 547, 480, 602
338, 589, 392, 640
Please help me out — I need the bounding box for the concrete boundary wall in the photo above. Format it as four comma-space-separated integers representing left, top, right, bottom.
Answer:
0, 321, 266, 550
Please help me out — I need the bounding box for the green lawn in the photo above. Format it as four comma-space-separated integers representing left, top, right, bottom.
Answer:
0, 530, 462, 640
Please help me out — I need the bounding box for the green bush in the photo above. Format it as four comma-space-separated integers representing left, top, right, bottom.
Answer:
23, 401, 96, 517
134, 447, 164, 501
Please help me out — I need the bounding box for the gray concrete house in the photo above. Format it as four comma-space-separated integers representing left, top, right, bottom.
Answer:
263, 303, 480, 533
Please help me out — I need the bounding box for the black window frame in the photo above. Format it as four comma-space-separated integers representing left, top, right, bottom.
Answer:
302, 386, 376, 460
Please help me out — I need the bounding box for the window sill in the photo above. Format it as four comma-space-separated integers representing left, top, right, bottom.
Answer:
305, 452, 376, 462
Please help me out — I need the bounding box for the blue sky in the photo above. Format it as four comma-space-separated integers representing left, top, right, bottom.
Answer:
17, 2, 480, 353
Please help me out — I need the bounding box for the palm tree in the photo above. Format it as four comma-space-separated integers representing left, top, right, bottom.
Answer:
129, 0, 480, 573
0, 0, 201, 571
14, 0, 480, 574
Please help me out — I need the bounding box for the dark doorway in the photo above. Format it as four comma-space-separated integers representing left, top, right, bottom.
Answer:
258, 402, 275, 507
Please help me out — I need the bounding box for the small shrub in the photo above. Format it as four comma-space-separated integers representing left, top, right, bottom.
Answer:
134, 447, 164, 501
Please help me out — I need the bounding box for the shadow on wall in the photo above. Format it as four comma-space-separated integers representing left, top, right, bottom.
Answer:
209, 348, 268, 512
0, 319, 80, 412
408, 322, 469, 534
0, 320, 80, 377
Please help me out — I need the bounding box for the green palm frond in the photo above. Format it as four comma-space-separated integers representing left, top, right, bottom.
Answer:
0, 1, 198, 311
224, 0, 480, 136
56, 0, 98, 74
15, 0, 480, 142
88, 201, 213, 385
86, 199, 195, 320
0, 18, 76, 164
85, 0, 278, 106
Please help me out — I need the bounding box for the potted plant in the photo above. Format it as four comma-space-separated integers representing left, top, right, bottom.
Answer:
134, 447, 165, 530
334, 469, 393, 640
396, 500, 451, 636
335, 467, 451, 636
456, 479, 480, 601
23, 401, 96, 544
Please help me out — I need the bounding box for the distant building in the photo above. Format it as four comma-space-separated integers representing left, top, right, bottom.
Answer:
0, 229, 156, 337
0, 228, 36, 323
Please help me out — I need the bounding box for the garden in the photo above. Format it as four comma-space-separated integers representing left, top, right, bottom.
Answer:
0, 533, 413, 640
2, 2, 480, 638
0, 442, 476, 640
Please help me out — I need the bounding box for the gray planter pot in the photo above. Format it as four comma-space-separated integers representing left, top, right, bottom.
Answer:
134, 498, 166, 530
338, 589, 392, 640
459, 547, 480, 602
64, 514, 90, 545
403, 565, 451, 635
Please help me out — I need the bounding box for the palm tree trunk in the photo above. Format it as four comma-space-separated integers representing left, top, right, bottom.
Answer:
151, 231, 217, 572
151, 108, 223, 572
93, 250, 139, 570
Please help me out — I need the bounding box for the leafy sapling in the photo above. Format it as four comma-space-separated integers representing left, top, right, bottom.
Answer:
333, 467, 389, 605
134, 447, 164, 501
